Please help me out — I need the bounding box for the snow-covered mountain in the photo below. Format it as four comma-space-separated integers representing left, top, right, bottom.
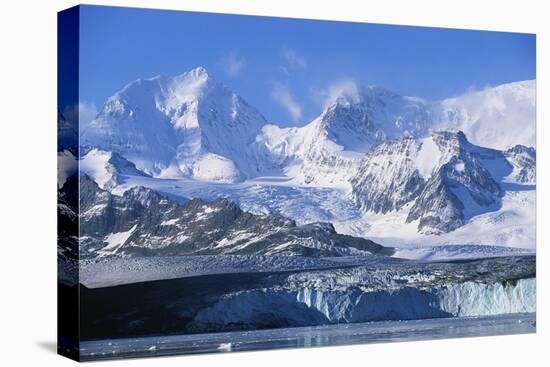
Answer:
79, 149, 150, 190
76, 68, 535, 244
434, 80, 536, 150
351, 131, 535, 234
256, 86, 432, 188
316, 86, 432, 151
81, 68, 535, 187
256, 80, 535, 189
503, 145, 536, 184
81, 67, 273, 182
84, 70, 430, 189
58, 148, 151, 191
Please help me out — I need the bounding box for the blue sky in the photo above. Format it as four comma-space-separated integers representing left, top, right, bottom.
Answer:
78, 5, 536, 126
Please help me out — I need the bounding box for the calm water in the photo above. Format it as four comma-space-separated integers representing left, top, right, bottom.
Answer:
80, 313, 535, 361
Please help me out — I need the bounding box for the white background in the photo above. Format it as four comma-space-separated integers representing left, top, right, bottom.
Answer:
0, 0, 548, 366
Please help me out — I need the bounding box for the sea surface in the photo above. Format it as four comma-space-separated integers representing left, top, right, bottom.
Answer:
80, 313, 535, 361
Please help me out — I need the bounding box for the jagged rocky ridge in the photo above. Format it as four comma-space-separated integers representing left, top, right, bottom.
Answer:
351, 131, 535, 234
78, 175, 390, 258
503, 145, 536, 184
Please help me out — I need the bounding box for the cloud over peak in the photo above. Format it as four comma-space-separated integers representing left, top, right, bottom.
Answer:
221, 52, 245, 78
282, 47, 307, 70
319, 79, 361, 108
271, 82, 302, 122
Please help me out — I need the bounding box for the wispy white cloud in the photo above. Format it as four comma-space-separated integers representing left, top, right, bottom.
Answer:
63, 102, 98, 127
271, 83, 302, 122
281, 47, 307, 70
279, 65, 290, 76
315, 79, 361, 108
221, 52, 245, 78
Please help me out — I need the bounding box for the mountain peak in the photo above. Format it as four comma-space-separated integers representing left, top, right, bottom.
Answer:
310, 84, 431, 153
324, 84, 398, 111
188, 66, 209, 77
107, 66, 214, 107
146, 66, 211, 83
431, 130, 469, 144
170, 66, 212, 88
82, 67, 270, 180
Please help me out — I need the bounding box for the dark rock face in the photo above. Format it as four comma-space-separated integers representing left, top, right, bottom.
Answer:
405, 166, 465, 234
79, 175, 391, 258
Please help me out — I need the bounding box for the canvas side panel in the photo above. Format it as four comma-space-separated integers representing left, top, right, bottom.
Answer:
57, 5, 80, 362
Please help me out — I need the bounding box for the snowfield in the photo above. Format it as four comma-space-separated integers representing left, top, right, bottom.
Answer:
362, 190, 535, 249
109, 172, 535, 251
393, 244, 534, 261
434, 80, 536, 150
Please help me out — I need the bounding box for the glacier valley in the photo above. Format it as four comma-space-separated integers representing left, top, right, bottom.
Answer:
57, 67, 536, 344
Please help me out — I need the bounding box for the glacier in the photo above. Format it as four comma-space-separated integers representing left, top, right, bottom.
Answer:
191, 260, 535, 327
78, 255, 535, 338
298, 279, 535, 321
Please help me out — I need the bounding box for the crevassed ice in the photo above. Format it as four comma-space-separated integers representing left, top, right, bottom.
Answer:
192, 278, 535, 326
435, 278, 535, 316
297, 279, 535, 322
